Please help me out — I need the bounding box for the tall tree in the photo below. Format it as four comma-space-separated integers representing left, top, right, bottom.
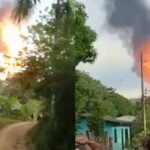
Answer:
13, 0, 39, 22
76, 70, 136, 139
10, 1, 97, 149
13, 0, 74, 22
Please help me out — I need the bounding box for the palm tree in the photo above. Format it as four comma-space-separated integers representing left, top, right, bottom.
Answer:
13, 0, 40, 22
13, 0, 73, 22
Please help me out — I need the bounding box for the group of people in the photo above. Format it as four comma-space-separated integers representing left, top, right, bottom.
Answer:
30, 113, 43, 121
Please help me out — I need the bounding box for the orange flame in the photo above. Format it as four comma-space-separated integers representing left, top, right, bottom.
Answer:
142, 40, 150, 83
1, 21, 23, 57
0, 21, 24, 80
0, 1, 25, 80
135, 39, 150, 84
2, 22, 23, 57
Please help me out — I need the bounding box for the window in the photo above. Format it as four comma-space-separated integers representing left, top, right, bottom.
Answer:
114, 129, 117, 143
125, 129, 128, 141
86, 130, 90, 139
121, 129, 124, 148
125, 129, 129, 148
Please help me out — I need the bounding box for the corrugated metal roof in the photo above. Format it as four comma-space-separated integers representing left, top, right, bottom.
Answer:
104, 115, 135, 124
116, 116, 135, 122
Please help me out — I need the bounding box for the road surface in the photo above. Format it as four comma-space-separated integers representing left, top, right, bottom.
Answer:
0, 121, 36, 150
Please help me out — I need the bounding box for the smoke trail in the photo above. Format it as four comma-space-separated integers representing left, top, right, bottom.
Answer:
105, 0, 150, 82
105, 0, 150, 49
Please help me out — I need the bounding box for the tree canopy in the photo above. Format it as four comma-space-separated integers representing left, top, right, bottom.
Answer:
76, 70, 136, 137
8, 1, 98, 150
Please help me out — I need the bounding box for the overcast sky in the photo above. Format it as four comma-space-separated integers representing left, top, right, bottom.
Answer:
31, 0, 150, 99
77, 0, 147, 99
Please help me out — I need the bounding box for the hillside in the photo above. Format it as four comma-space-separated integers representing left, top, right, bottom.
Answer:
76, 70, 136, 120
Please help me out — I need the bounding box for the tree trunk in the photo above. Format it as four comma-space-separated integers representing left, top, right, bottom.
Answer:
49, 72, 75, 150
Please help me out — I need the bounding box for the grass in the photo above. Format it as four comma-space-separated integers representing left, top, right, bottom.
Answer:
0, 116, 20, 129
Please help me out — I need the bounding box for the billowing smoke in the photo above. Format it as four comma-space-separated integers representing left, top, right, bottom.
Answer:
105, 0, 150, 83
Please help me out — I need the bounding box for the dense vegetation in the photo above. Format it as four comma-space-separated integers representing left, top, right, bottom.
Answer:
131, 101, 150, 149
1, 1, 97, 150
76, 70, 136, 137
75, 70, 150, 148
4, 0, 150, 149
0, 95, 41, 120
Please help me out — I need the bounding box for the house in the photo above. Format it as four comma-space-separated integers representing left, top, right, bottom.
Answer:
76, 114, 92, 139
104, 116, 135, 150
76, 115, 135, 150
76, 119, 90, 139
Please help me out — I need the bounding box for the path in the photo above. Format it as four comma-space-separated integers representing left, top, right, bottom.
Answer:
0, 121, 36, 150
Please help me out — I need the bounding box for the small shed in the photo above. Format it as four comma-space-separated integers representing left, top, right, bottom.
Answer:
76, 114, 91, 139
76, 119, 90, 137
76, 115, 135, 150
104, 116, 135, 150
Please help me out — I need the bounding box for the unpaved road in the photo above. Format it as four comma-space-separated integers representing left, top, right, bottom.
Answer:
0, 121, 36, 150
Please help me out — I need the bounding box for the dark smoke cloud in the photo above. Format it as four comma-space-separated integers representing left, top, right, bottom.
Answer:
105, 0, 150, 50
105, 0, 150, 80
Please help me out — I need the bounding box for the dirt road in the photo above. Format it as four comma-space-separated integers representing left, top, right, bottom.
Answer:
0, 121, 36, 150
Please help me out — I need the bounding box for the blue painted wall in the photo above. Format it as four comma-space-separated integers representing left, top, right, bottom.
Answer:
76, 119, 131, 150
76, 119, 90, 135
104, 121, 130, 150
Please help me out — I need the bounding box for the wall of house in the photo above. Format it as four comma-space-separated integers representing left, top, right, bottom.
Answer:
104, 121, 131, 150
76, 119, 90, 135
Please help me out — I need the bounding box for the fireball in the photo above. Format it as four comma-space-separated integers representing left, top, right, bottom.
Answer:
136, 39, 150, 84
1, 21, 23, 57
0, 21, 24, 80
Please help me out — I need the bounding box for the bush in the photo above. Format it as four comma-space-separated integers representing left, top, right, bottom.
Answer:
29, 119, 51, 150
21, 99, 42, 120
131, 131, 149, 149
0, 96, 42, 121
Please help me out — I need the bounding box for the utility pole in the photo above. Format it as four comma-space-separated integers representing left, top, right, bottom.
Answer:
140, 51, 147, 135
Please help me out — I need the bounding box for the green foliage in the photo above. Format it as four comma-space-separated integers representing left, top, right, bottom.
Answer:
129, 101, 150, 149
76, 70, 106, 119
101, 100, 118, 117
107, 94, 136, 116
88, 100, 104, 138
0, 96, 20, 116
76, 70, 135, 118
11, 1, 98, 150
133, 102, 150, 136
75, 2, 97, 65
76, 70, 136, 138
0, 96, 41, 120
29, 120, 51, 150
146, 103, 150, 131
21, 99, 41, 120
131, 131, 147, 149
12, 1, 97, 99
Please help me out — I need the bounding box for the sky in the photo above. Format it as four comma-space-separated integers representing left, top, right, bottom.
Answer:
77, 0, 149, 99
29, 0, 150, 99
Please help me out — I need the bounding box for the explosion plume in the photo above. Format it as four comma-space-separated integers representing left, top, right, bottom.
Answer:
105, 0, 150, 83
